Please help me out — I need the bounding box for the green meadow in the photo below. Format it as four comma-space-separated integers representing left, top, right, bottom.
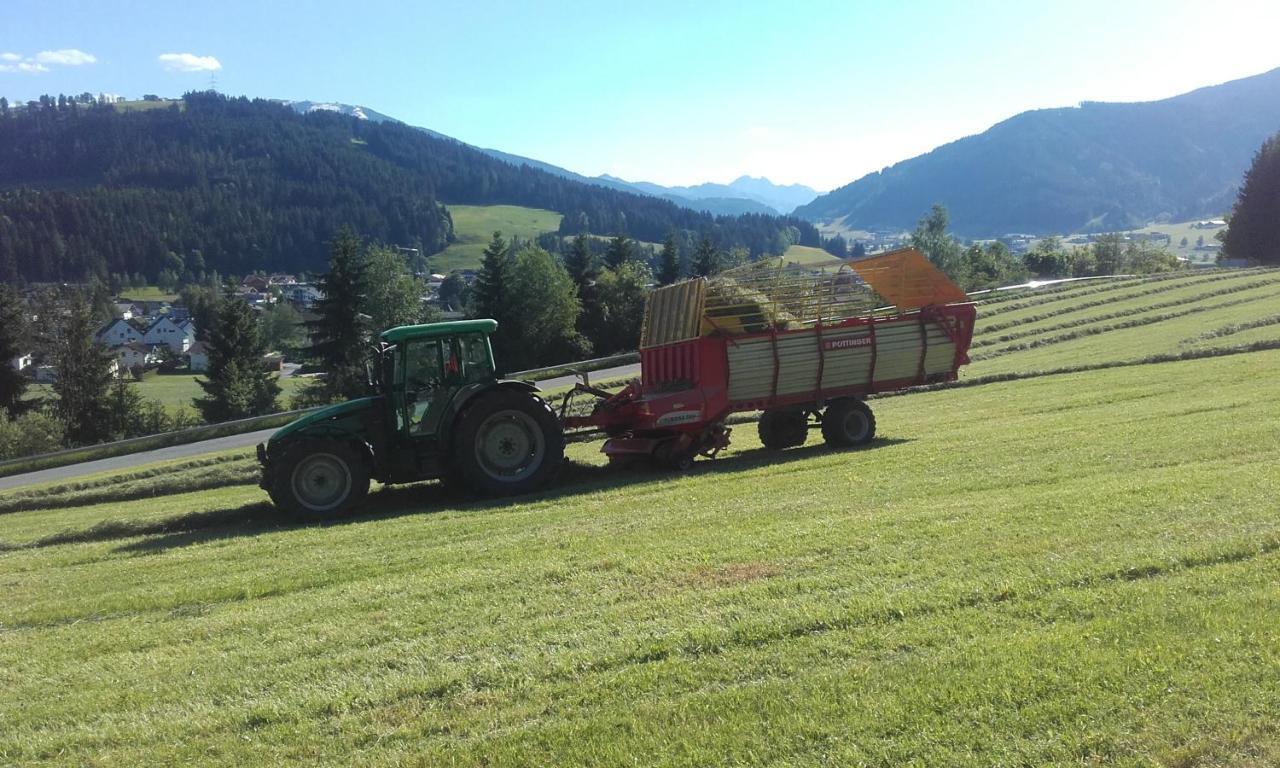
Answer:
433, 205, 563, 273
2, 268, 1279, 766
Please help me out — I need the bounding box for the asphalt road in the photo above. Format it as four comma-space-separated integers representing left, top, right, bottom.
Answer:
0, 362, 644, 492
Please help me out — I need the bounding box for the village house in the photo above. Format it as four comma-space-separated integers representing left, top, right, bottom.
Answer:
187, 341, 210, 373
285, 284, 323, 308
114, 343, 157, 372
9, 353, 33, 373
95, 318, 144, 348
143, 316, 195, 353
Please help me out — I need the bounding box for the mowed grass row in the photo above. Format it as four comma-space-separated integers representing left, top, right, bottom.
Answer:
969, 289, 1280, 377
971, 270, 1280, 347
1, 351, 1278, 765
964, 268, 1280, 377
973, 267, 1271, 330
971, 281, 1280, 362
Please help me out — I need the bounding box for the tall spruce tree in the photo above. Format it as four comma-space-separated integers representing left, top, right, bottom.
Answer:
303, 228, 370, 403
1222, 132, 1280, 265
0, 285, 29, 416
50, 293, 115, 445
691, 237, 721, 277
471, 231, 517, 362
564, 234, 595, 290
195, 293, 280, 422
603, 235, 636, 270
657, 234, 681, 285
472, 231, 512, 318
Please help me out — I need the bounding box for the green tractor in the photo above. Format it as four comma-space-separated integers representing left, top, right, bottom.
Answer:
257, 319, 564, 519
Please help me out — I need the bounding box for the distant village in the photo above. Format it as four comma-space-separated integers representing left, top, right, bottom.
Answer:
7, 268, 474, 382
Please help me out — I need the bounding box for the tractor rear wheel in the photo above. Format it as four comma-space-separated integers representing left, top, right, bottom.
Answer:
821, 399, 876, 448
268, 439, 370, 521
453, 389, 564, 496
758, 409, 808, 450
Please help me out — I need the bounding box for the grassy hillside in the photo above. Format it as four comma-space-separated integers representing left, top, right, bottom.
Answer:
3, 268, 1279, 765
782, 244, 837, 266
433, 205, 563, 273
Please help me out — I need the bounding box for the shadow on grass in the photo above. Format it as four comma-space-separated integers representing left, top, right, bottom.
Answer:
6, 437, 911, 555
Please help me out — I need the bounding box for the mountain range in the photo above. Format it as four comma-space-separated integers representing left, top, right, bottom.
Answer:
278, 101, 817, 215
795, 67, 1280, 237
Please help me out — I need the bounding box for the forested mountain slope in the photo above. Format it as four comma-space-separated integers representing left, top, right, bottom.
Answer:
0, 93, 818, 282
796, 67, 1280, 237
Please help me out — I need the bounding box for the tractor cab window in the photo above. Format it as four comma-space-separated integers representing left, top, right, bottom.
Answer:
403, 339, 444, 436
458, 334, 494, 383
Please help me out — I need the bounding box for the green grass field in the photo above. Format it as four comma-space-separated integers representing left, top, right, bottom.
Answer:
434, 205, 563, 273
782, 244, 839, 266
29, 373, 309, 417
3, 268, 1280, 765
118, 285, 179, 302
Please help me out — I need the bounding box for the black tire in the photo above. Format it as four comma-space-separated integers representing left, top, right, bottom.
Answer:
268, 439, 370, 521
452, 389, 565, 496
758, 409, 808, 450
821, 399, 876, 448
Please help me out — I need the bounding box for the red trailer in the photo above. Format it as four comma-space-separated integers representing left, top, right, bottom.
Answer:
562, 247, 976, 467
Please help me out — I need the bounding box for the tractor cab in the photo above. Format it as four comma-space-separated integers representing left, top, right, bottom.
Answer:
378, 319, 500, 441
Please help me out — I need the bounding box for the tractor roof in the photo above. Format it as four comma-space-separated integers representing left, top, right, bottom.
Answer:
380, 318, 498, 344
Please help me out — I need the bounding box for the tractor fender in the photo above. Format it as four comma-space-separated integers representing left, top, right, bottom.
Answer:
266, 424, 377, 471
440, 380, 543, 443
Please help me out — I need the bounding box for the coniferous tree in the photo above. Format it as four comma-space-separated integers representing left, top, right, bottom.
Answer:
1222, 132, 1280, 265
603, 235, 636, 270
564, 234, 595, 289
658, 234, 681, 285
692, 237, 721, 277
303, 228, 370, 404
472, 232, 512, 320
195, 292, 280, 422
0, 286, 30, 415
49, 293, 115, 445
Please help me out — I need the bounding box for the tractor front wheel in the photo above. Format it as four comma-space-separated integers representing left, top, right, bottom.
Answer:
453, 389, 565, 496
821, 399, 876, 448
758, 409, 808, 450
268, 439, 370, 521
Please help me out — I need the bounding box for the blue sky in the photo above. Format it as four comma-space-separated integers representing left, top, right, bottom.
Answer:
3, 0, 1278, 190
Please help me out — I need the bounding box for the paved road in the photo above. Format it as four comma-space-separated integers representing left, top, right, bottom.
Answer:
0, 363, 643, 492
533, 362, 640, 392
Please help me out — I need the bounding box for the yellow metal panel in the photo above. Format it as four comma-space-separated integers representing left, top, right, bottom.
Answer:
849, 247, 969, 310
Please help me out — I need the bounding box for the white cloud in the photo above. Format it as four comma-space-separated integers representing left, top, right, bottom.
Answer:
33, 49, 96, 66
0, 49, 95, 74
158, 53, 222, 73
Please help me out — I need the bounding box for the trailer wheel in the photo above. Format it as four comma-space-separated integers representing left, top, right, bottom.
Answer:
758, 409, 808, 450
453, 389, 564, 496
821, 399, 876, 448
268, 439, 370, 521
